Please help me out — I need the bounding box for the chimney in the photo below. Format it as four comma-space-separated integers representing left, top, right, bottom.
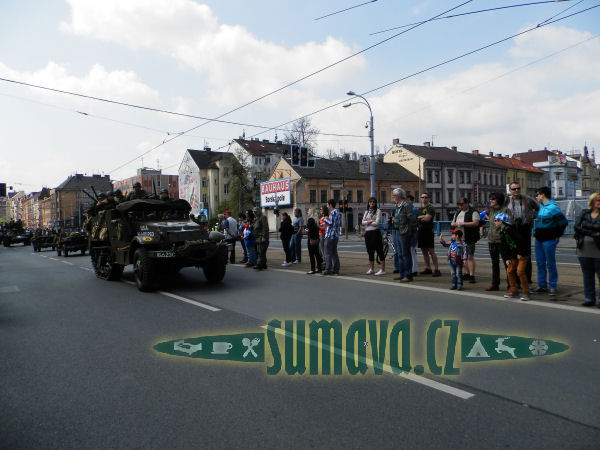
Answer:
489, 152, 493, 157
392, 138, 400, 146
423, 142, 431, 147
451, 146, 457, 152
528, 149, 532, 152
204, 146, 211, 152
552, 149, 560, 155
472, 150, 479, 156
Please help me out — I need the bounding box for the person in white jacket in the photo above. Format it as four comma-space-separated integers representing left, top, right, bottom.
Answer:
362, 197, 386, 276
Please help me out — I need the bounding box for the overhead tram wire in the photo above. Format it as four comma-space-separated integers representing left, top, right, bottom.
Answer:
538, 0, 585, 25
108, 0, 475, 172
314, 0, 378, 21
249, 3, 600, 141
370, 0, 574, 35
1, 0, 475, 174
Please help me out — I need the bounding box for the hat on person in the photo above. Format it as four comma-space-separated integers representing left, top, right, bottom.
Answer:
160, 188, 169, 195
224, 210, 231, 215
450, 228, 463, 238
133, 181, 142, 188
450, 228, 460, 233
98, 192, 107, 199
494, 212, 511, 225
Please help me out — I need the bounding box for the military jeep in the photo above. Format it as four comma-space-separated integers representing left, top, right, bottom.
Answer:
2, 224, 31, 247
88, 199, 228, 291
32, 233, 57, 252
56, 229, 88, 256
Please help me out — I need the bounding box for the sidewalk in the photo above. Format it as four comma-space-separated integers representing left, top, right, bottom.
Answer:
261, 237, 589, 309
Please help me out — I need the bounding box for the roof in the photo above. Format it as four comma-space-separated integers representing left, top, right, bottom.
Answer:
395, 144, 474, 163
484, 155, 545, 173
56, 174, 112, 192
512, 149, 555, 164
233, 138, 288, 157
186, 149, 238, 169
458, 152, 506, 169
289, 157, 419, 182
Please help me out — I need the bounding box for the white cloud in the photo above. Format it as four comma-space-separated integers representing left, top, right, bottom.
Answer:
0, 61, 159, 106
60, 0, 366, 106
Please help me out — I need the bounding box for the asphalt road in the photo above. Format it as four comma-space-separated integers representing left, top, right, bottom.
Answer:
1, 244, 599, 448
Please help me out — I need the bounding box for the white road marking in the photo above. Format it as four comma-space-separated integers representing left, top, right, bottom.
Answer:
80, 267, 93, 271
121, 280, 220, 311
61, 261, 74, 266
261, 325, 474, 400
248, 266, 600, 316
0, 286, 20, 294
49, 257, 59, 261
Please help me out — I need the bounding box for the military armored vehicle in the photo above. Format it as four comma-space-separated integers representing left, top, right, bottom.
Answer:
56, 229, 88, 256
32, 232, 57, 252
2, 221, 31, 247
88, 199, 228, 291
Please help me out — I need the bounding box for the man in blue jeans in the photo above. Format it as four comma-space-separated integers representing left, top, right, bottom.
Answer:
532, 186, 567, 296
391, 188, 417, 282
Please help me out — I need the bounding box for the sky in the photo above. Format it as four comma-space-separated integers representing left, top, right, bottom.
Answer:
1, 0, 599, 192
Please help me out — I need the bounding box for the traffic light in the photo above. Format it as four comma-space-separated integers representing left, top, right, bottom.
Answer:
0, 183, 6, 197
291, 145, 300, 165
338, 200, 343, 211
300, 146, 308, 167
344, 200, 348, 212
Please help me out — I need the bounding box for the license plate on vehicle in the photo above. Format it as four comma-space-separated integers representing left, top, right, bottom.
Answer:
156, 251, 176, 258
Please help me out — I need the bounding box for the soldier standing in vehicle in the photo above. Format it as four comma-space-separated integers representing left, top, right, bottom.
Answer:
125, 181, 148, 201
114, 189, 125, 203
159, 188, 171, 201
252, 206, 269, 270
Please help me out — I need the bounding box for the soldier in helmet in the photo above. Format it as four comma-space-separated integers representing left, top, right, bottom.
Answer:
125, 181, 148, 201
159, 188, 171, 201
87, 192, 107, 215
114, 188, 125, 203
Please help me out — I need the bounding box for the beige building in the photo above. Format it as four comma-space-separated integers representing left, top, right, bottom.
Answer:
52, 174, 113, 228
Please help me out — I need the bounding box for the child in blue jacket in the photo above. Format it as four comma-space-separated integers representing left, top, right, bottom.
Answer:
440, 229, 468, 290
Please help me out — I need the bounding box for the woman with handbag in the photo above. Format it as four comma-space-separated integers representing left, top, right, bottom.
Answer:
362, 197, 386, 276
574, 192, 600, 307
305, 209, 323, 274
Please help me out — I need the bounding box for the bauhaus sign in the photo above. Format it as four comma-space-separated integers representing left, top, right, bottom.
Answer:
260, 178, 291, 207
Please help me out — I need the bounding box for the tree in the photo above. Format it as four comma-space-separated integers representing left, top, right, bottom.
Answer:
219, 147, 256, 217
284, 117, 320, 154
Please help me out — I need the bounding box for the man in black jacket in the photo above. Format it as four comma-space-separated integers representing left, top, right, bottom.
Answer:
451, 197, 480, 283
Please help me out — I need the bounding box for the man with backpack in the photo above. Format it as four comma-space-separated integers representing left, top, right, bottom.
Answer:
451, 197, 480, 284
532, 187, 568, 296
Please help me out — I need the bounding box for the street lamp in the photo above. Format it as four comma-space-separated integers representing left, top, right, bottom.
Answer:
344, 90, 375, 199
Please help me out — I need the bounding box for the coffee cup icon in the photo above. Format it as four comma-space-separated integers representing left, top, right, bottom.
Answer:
211, 342, 233, 355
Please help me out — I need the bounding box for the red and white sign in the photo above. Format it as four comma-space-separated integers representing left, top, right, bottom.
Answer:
260, 178, 291, 207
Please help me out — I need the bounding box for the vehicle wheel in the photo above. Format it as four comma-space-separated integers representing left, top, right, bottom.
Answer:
91, 249, 124, 281
133, 248, 156, 291
203, 252, 227, 283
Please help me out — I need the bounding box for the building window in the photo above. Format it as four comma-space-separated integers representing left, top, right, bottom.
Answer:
202, 194, 208, 204
346, 190, 353, 202
265, 156, 270, 163
495, 174, 498, 185
224, 183, 230, 194
434, 191, 441, 204
484, 173, 488, 185
357, 190, 363, 203
555, 173, 561, 180
215, 178, 218, 185
333, 189, 340, 201
427, 169, 432, 183
467, 172, 471, 184
559, 187, 563, 196
447, 169, 453, 184
447, 189, 454, 204
310, 190, 316, 203
380, 190, 387, 204
224, 168, 229, 177
201, 177, 207, 187
434, 171, 440, 183
320, 189, 327, 203
459, 171, 465, 184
